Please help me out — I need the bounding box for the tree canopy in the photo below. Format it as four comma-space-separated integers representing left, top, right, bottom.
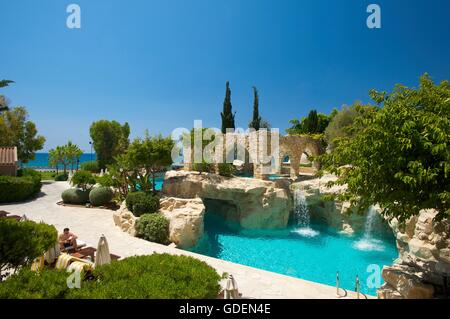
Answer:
286, 109, 333, 135
0, 79, 14, 113
320, 74, 450, 222
48, 141, 83, 173
89, 120, 130, 169
324, 103, 377, 150
0, 107, 45, 163
124, 133, 174, 193
100, 133, 174, 195
0, 219, 57, 280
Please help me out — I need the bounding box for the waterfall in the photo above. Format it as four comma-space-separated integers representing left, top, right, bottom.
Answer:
293, 189, 310, 227
353, 206, 384, 251
292, 189, 319, 237
363, 206, 377, 239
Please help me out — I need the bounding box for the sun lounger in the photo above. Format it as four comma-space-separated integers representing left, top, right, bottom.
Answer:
31, 256, 45, 272
67, 261, 93, 274
55, 253, 94, 271
61, 239, 87, 252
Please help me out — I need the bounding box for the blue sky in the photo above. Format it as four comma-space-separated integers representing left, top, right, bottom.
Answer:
1, 0, 449, 152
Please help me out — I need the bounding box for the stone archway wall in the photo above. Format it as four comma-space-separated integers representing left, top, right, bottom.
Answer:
279, 135, 325, 179
182, 131, 325, 180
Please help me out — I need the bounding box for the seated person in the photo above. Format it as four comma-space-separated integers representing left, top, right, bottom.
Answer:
59, 228, 78, 251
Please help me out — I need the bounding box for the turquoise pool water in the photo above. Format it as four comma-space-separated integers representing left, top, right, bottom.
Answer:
154, 177, 164, 191
190, 214, 398, 296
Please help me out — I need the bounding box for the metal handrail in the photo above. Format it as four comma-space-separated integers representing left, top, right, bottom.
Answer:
336, 271, 340, 296
355, 275, 360, 299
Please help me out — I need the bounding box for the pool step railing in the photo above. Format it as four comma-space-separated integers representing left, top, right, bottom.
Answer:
354, 275, 368, 299
335, 271, 347, 298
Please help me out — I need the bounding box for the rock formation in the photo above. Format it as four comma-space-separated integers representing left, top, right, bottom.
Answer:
378, 209, 450, 299
159, 197, 205, 249
113, 202, 137, 236
162, 170, 292, 229
292, 174, 392, 236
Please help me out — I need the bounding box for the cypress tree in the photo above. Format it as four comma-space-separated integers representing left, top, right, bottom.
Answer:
305, 109, 319, 133
221, 81, 235, 133
249, 86, 261, 131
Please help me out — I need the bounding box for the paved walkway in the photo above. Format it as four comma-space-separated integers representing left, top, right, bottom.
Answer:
0, 181, 368, 299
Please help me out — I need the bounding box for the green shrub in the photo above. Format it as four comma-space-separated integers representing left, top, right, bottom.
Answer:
61, 188, 91, 205
192, 161, 214, 173
68, 254, 221, 299
80, 161, 100, 173
40, 171, 56, 180
218, 163, 236, 177
0, 219, 57, 279
54, 173, 68, 181
0, 255, 221, 299
71, 170, 95, 191
135, 213, 169, 244
126, 192, 160, 217
0, 170, 41, 203
89, 186, 113, 206
0, 268, 69, 298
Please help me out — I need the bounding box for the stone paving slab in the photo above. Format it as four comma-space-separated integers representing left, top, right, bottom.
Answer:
0, 181, 372, 299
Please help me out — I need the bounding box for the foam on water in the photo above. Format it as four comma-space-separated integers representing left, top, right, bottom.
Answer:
352, 206, 385, 252
292, 227, 320, 238
353, 238, 385, 252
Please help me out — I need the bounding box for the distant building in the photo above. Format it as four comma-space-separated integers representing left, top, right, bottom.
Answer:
0, 147, 18, 176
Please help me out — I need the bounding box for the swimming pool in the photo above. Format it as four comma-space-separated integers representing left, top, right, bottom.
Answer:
189, 213, 398, 296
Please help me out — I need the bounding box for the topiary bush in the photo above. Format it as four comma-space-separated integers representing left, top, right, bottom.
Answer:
61, 188, 91, 205
54, 173, 68, 181
218, 163, 236, 177
126, 192, 160, 217
68, 254, 221, 299
135, 213, 169, 244
80, 161, 100, 173
89, 186, 113, 206
0, 170, 42, 203
0, 268, 69, 298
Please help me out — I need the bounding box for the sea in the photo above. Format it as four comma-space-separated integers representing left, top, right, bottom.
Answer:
21, 153, 97, 170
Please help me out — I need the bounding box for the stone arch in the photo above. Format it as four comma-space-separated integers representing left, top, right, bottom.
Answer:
279, 135, 325, 179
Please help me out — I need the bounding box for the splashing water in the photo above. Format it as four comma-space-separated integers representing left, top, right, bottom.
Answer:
292, 189, 319, 237
353, 206, 385, 251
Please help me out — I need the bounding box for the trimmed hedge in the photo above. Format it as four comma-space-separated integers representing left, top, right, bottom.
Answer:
54, 173, 68, 181
80, 161, 100, 173
126, 192, 160, 217
0, 254, 221, 299
61, 188, 91, 205
69, 254, 221, 299
0, 268, 69, 299
135, 213, 170, 244
0, 169, 42, 203
89, 186, 113, 206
